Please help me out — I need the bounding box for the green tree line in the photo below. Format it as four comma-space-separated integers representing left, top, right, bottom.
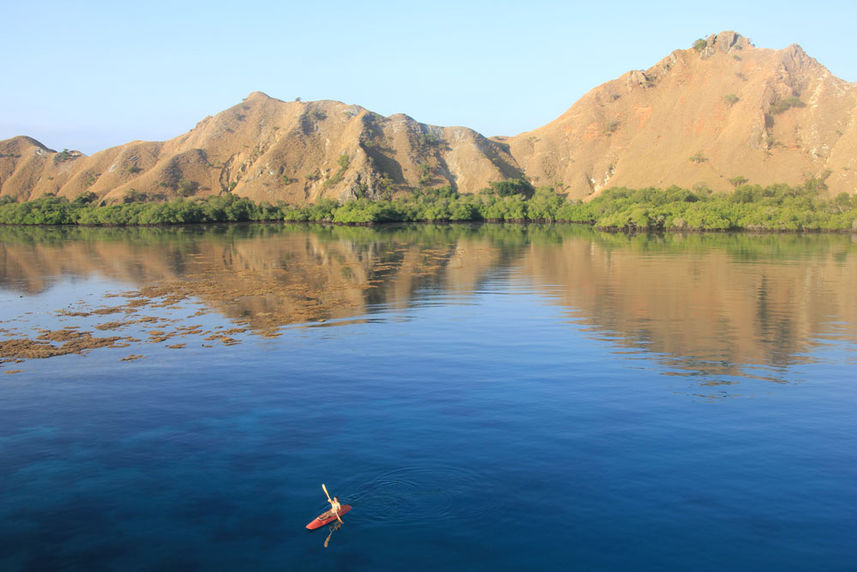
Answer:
2, 180, 857, 231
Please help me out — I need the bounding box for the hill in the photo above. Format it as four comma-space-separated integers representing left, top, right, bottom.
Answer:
0, 93, 520, 204
503, 31, 857, 198
1, 31, 855, 204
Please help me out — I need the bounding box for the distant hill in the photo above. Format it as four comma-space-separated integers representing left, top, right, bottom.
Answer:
1, 31, 855, 204
0, 93, 521, 204
503, 31, 857, 198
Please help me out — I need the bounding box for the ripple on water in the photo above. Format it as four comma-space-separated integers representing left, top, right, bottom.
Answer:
337, 464, 492, 527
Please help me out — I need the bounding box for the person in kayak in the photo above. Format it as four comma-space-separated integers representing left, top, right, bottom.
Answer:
327, 496, 343, 524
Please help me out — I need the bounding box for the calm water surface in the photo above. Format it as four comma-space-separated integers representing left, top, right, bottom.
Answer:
1, 224, 855, 571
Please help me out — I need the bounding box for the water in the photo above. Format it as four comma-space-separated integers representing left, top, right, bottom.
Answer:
1, 224, 856, 570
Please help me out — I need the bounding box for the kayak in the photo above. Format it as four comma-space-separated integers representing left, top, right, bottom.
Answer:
306, 504, 352, 530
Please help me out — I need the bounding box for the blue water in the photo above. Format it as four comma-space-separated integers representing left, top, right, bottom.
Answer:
1, 225, 856, 570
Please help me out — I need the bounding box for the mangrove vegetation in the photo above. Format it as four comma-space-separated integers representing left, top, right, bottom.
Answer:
1, 179, 856, 232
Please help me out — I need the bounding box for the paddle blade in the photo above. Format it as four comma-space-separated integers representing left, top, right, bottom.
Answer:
322, 483, 331, 501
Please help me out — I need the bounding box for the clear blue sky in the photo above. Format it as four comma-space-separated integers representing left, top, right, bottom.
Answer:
2, 0, 855, 154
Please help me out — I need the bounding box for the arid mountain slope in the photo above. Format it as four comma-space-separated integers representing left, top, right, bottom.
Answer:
0, 93, 520, 203
504, 31, 857, 198
2, 31, 856, 204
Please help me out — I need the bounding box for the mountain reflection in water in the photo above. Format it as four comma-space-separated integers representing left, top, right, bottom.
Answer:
1, 224, 855, 381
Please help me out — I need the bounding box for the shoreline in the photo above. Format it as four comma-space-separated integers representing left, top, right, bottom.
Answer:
1, 218, 856, 235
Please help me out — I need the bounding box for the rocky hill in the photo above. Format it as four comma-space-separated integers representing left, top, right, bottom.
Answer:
0, 93, 521, 204
504, 31, 857, 198
1, 31, 855, 204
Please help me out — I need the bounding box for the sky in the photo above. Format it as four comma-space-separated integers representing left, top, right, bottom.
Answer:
2, 0, 856, 154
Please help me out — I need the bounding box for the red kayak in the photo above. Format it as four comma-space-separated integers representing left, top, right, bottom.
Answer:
306, 505, 352, 530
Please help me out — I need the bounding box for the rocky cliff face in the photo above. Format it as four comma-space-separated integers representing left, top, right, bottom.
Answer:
504, 31, 857, 198
2, 31, 855, 204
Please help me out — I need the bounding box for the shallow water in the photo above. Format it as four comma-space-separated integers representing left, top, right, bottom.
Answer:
1, 224, 856, 570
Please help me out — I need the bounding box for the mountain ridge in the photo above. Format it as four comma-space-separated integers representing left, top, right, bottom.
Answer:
2, 31, 855, 203
504, 31, 857, 198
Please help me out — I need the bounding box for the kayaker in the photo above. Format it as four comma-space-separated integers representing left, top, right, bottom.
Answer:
328, 496, 343, 524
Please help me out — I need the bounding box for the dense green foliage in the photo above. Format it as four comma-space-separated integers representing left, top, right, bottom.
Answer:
562, 184, 857, 232
2, 181, 856, 232
276, 182, 857, 231
0, 194, 280, 226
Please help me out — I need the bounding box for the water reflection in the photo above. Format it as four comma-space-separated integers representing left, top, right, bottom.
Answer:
1, 224, 855, 380
324, 521, 342, 549
523, 231, 857, 380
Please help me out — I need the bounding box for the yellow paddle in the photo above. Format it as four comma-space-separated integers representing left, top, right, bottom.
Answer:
321, 483, 343, 524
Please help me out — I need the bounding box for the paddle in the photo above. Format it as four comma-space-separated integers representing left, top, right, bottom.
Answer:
321, 484, 343, 524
